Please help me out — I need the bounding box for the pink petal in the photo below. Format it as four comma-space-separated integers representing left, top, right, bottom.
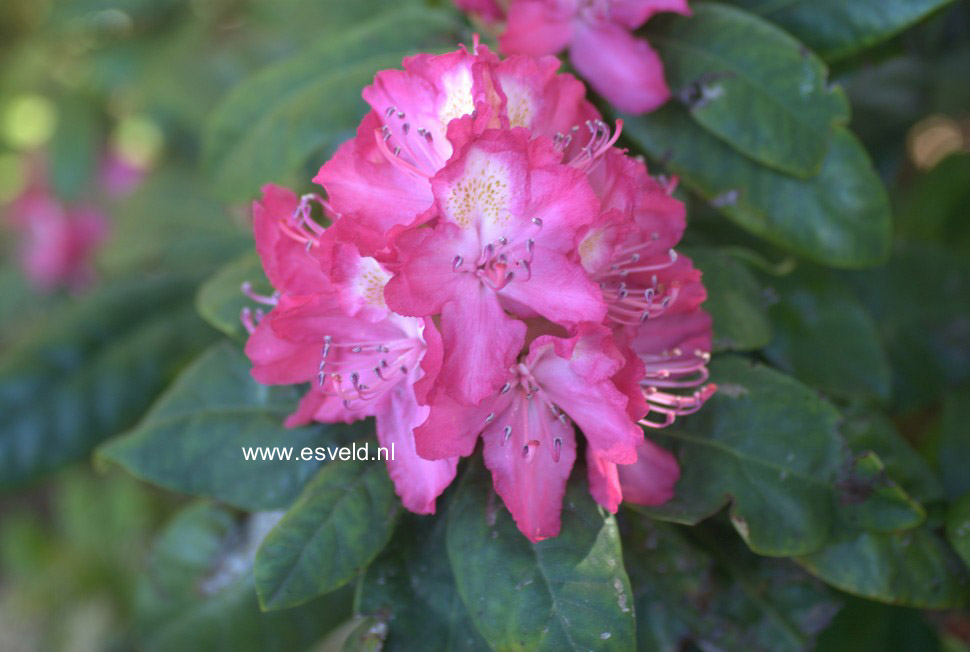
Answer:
376, 383, 458, 515
529, 326, 643, 464
586, 447, 622, 513
384, 223, 481, 317
569, 23, 671, 114
494, 54, 598, 136
500, 1, 574, 56
482, 393, 577, 542
439, 285, 527, 405
498, 249, 606, 326
245, 314, 319, 385
617, 439, 680, 505
253, 184, 331, 294
313, 114, 434, 258
413, 390, 502, 460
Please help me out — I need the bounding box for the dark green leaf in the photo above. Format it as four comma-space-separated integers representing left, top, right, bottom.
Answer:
836, 452, 924, 533
730, 0, 957, 61
136, 502, 352, 651
446, 460, 636, 652
815, 597, 943, 652
842, 243, 970, 412
946, 493, 970, 570
202, 6, 461, 200
649, 3, 849, 176
0, 275, 214, 491
940, 389, 970, 501
686, 246, 772, 351
99, 341, 364, 511
840, 404, 944, 506
254, 459, 400, 610
623, 106, 891, 268
358, 512, 489, 651
196, 252, 270, 341
622, 517, 839, 652
762, 267, 891, 400
796, 528, 970, 609
896, 153, 970, 253
639, 357, 922, 555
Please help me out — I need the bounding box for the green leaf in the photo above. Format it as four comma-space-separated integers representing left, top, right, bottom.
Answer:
638, 356, 923, 555
623, 106, 891, 268
196, 252, 270, 341
842, 243, 970, 412
0, 275, 215, 491
836, 452, 925, 533
946, 493, 970, 570
686, 247, 772, 351
796, 528, 970, 609
814, 597, 944, 652
99, 341, 365, 511
762, 267, 891, 400
622, 517, 839, 652
254, 459, 400, 610
446, 460, 635, 652
136, 502, 352, 651
940, 389, 970, 501
840, 404, 944, 507
358, 512, 489, 651
98, 168, 252, 275
730, 0, 957, 61
202, 6, 460, 200
648, 3, 849, 176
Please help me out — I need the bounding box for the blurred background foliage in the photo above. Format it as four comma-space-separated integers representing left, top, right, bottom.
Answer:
0, 0, 968, 650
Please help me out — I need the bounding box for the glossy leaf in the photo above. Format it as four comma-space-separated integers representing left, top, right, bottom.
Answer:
202, 6, 460, 199
638, 357, 923, 555
196, 252, 271, 341
136, 502, 352, 651
731, 0, 957, 61
946, 493, 970, 570
649, 3, 849, 176
762, 267, 891, 400
796, 528, 969, 609
254, 459, 400, 610
446, 461, 636, 652
622, 517, 839, 652
358, 512, 489, 651
0, 275, 215, 491
686, 246, 772, 351
623, 106, 892, 268
99, 341, 365, 511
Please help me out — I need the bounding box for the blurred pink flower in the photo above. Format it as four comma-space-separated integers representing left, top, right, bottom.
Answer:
99, 151, 148, 198
5, 186, 108, 292
245, 43, 714, 541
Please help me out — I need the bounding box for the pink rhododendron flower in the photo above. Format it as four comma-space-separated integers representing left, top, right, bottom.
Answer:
4, 182, 108, 292
453, 0, 689, 113
244, 42, 714, 541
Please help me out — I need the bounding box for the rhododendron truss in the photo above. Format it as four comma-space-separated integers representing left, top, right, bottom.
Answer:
455, 0, 690, 113
242, 41, 715, 542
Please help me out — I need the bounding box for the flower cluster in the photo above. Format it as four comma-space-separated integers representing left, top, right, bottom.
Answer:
244, 43, 714, 541
454, 0, 690, 113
